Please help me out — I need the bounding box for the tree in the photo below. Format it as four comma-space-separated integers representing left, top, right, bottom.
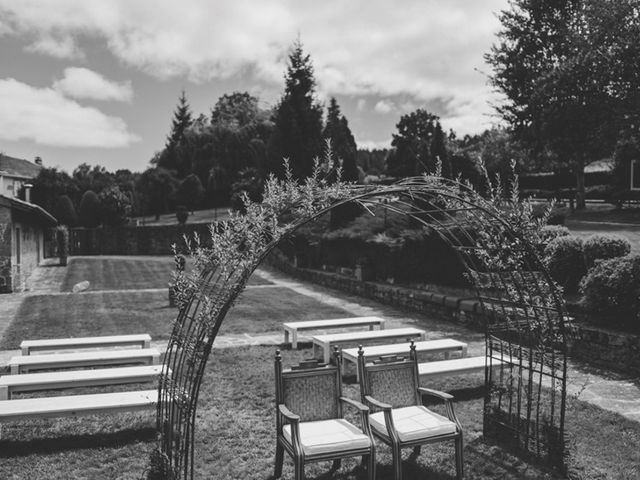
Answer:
323, 97, 358, 182
72, 163, 115, 201
52, 195, 78, 227
78, 190, 102, 228
30, 167, 77, 215
386, 109, 440, 177
429, 122, 451, 178
176, 174, 205, 213
99, 185, 131, 226
210, 91, 268, 129
136, 167, 179, 220
267, 39, 324, 181
486, 0, 640, 208
156, 90, 194, 176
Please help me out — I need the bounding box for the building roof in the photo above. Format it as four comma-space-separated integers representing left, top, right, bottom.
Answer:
0, 194, 57, 227
0, 154, 42, 179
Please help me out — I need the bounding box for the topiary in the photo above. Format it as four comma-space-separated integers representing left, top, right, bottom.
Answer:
582, 233, 631, 270
55, 225, 69, 265
580, 254, 640, 326
543, 235, 586, 293
78, 190, 102, 228
52, 194, 78, 227
175, 205, 188, 225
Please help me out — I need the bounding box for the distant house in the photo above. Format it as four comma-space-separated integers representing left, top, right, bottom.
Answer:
0, 194, 56, 293
0, 154, 42, 198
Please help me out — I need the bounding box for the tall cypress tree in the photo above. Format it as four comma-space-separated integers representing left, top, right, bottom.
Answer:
267, 39, 324, 181
323, 97, 358, 182
430, 122, 451, 178
158, 90, 193, 176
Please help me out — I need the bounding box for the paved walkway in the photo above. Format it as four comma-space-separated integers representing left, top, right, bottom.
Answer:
1, 259, 639, 422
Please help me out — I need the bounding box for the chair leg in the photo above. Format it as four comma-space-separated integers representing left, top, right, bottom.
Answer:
274, 442, 284, 478
367, 451, 376, 480
294, 458, 305, 480
393, 445, 403, 480
455, 435, 464, 480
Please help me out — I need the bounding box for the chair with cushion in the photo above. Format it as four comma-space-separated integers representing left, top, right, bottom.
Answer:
357, 343, 463, 479
274, 348, 376, 480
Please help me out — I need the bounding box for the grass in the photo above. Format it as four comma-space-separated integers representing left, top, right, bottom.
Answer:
1, 346, 639, 479
0, 287, 350, 350
133, 207, 231, 226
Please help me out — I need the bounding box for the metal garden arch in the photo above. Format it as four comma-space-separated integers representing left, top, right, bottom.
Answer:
148, 176, 569, 479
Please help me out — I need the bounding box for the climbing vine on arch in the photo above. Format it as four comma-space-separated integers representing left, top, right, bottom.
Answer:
147, 155, 569, 479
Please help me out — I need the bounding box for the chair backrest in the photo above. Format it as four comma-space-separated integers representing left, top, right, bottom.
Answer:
275, 349, 343, 422
357, 343, 420, 409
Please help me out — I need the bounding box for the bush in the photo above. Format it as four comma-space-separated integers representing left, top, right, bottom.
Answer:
580, 255, 640, 325
78, 190, 101, 228
52, 195, 78, 227
543, 236, 586, 292
582, 234, 631, 270
99, 185, 131, 226
176, 206, 188, 225
540, 225, 570, 244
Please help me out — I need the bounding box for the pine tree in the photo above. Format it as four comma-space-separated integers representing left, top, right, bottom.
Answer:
323, 97, 358, 182
267, 39, 324, 181
430, 122, 451, 178
158, 90, 193, 175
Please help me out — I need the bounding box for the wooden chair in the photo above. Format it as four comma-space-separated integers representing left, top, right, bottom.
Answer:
274, 348, 376, 480
357, 343, 464, 480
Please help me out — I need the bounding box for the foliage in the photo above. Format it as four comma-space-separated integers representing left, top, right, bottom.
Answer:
136, 168, 179, 220
357, 148, 389, 176
210, 91, 270, 129
229, 168, 264, 213
266, 39, 324, 181
486, 0, 640, 208
540, 225, 570, 244
156, 90, 194, 176
175, 206, 188, 225
176, 174, 205, 213
323, 97, 358, 182
580, 254, 640, 324
582, 234, 631, 270
30, 167, 77, 215
386, 109, 444, 177
543, 236, 586, 293
99, 185, 132, 226
430, 122, 451, 178
78, 190, 102, 228
52, 194, 78, 227
55, 225, 69, 258
73, 163, 114, 198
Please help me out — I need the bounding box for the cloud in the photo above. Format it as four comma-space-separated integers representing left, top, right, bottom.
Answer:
53, 67, 133, 102
0, 0, 509, 134
374, 100, 394, 114
25, 34, 83, 59
0, 78, 140, 148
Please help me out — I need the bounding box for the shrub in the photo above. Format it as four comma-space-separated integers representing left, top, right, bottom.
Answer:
99, 185, 131, 226
580, 254, 640, 325
540, 225, 570, 244
176, 206, 188, 225
52, 195, 78, 227
78, 190, 101, 228
543, 236, 586, 292
582, 234, 631, 270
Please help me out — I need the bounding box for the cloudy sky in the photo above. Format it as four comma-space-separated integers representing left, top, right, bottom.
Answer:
0, 0, 508, 173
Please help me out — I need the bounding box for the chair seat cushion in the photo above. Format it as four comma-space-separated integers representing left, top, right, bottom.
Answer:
370, 405, 457, 442
283, 418, 372, 456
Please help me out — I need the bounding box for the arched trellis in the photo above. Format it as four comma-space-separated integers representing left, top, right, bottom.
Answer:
149, 176, 569, 479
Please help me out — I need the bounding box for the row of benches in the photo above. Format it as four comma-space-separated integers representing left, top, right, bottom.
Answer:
283, 316, 493, 381
0, 334, 161, 428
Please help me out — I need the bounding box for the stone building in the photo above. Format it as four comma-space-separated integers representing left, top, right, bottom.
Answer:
0, 154, 42, 198
0, 194, 56, 292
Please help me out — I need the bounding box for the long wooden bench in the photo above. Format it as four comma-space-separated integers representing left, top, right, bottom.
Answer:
283, 316, 386, 349
312, 327, 426, 364
8, 348, 160, 374
0, 389, 157, 425
20, 334, 152, 355
0, 365, 165, 400
342, 339, 468, 380
418, 356, 505, 381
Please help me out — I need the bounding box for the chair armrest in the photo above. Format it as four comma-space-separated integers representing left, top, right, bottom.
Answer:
418, 387, 453, 402
339, 396, 369, 413
363, 395, 392, 411
278, 403, 300, 423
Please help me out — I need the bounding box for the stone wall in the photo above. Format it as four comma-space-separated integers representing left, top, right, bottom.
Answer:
70, 224, 212, 256
12, 220, 43, 291
267, 250, 640, 376
0, 207, 11, 292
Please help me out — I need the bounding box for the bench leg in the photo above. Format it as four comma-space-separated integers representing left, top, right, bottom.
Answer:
143, 339, 151, 349
10, 365, 19, 375
21, 347, 30, 356
324, 345, 331, 365
292, 331, 298, 350
444, 351, 451, 360
284, 329, 290, 346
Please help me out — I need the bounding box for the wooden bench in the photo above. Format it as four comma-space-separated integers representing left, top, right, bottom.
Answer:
283, 316, 386, 349
342, 339, 468, 380
0, 389, 157, 425
8, 348, 161, 374
418, 356, 505, 381
0, 365, 165, 400
312, 327, 426, 364
20, 334, 152, 355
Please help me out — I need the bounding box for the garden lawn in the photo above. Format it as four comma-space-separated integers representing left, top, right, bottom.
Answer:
0, 286, 350, 349
60, 257, 273, 292
1, 346, 638, 479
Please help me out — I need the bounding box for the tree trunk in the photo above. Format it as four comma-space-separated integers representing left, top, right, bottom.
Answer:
575, 159, 586, 210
